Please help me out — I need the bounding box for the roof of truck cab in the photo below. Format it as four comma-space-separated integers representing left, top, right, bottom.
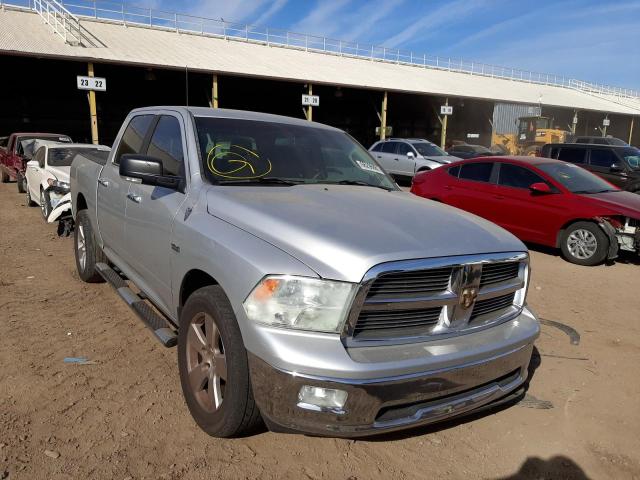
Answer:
130, 106, 340, 130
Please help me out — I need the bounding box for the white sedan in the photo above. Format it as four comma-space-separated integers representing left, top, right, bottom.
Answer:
25, 141, 110, 221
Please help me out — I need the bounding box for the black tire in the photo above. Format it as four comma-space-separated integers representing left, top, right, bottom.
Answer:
560, 221, 609, 266
25, 184, 37, 207
40, 188, 51, 220
178, 285, 262, 438
16, 172, 26, 193
74, 209, 107, 283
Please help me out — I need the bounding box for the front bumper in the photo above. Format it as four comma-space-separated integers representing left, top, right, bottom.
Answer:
249, 339, 534, 437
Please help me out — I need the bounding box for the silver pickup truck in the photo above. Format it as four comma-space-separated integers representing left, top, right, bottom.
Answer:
71, 106, 539, 438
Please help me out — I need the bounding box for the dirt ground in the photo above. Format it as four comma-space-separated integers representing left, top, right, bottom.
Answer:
1, 181, 639, 480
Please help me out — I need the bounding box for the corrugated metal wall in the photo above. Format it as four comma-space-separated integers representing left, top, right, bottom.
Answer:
493, 103, 541, 134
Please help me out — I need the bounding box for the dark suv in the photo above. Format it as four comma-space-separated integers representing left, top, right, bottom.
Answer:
541, 143, 640, 193
565, 135, 628, 146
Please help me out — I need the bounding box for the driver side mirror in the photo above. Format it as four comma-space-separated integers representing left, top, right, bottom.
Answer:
529, 182, 553, 194
119, 154, 181, 190
609, 163, 623, 172
407, 151, 415, 159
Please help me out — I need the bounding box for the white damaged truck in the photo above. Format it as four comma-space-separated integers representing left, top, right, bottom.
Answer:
71, 107, 539, 437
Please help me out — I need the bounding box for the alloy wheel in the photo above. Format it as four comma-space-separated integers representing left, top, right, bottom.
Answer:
76, 224, 87, 271
567, 229, 598, 259
186, 312, 227, 413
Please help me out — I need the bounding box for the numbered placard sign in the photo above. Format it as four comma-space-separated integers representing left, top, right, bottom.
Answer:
77, 76, 107, 91
440, 105, 453, 115
302, 94, 320, 107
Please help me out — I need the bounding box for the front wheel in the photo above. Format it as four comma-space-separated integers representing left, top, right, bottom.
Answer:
560, 221, 609, 266
40, 188, 51, 220
74, 209, 107, 283
178, 286, 262, 438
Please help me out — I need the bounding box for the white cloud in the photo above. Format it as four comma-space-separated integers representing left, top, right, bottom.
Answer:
382, 0, 491, 48
291, 0, 352, 36
188, 0, 269, 22
254, 0, 289, 25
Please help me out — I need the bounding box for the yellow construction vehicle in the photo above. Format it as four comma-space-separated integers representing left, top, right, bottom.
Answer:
491, 116, 569, 156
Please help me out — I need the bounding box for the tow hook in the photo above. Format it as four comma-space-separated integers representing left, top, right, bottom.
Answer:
596, 219, 619, 261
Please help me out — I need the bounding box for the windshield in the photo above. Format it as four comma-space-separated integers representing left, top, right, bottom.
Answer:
537, 162, 619, 194
194, 117, 397, 190
622, 147, 640, 170
411, 141, 447, 157
48, 148, 106, 166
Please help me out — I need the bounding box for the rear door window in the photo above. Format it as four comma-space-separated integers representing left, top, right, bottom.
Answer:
458, 162, 493, 182
370, 143, 383, 152
589, 149, 617, 168
146, 116, 185, 177
114, 115, 155, 164
498, 163, 546, 189
557, 147, 586, 164
380, 142, 398, 154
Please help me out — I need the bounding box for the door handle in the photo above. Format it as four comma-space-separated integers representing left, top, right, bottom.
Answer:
376, 155, 382, 159
126, 193, 141, 203
394, 158, 399, 161
98, 178, 109, 187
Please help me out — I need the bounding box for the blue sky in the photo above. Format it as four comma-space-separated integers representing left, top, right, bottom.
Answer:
155, 0, 640, 89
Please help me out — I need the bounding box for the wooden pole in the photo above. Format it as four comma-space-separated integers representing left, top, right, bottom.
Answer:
88, 62, 99, 145
307, 83, 313, 121
380, 91, 388, 140
212, 74, 219, 108
440, 97, 449, 149
629, 116, 635, 145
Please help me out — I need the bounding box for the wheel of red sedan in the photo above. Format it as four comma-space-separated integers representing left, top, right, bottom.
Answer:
560, 222, 608, 266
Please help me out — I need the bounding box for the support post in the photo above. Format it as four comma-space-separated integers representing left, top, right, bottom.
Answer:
212, 74, 219, 108
87, 62, 99, 145
440, 97, 449, 149
602, 116, 608, 137
307, 83, 313, 122
380, 90, 388, 140
629, 116, 635, 145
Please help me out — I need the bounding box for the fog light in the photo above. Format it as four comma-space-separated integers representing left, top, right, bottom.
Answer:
297, 385, 348, 413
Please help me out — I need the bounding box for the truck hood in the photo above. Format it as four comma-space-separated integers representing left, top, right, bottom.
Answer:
206, 185, 525, 283
47, 166, 70, 183
579, 191, 640, 218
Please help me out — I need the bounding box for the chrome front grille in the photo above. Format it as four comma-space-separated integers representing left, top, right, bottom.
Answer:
353, 306, 442, 340
479, 262, 520, 288
344, 253, 528, 345
366, 267, 453, 299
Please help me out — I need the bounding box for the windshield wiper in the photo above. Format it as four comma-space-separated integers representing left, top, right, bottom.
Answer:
327, 180, 394, 191
218, 177, 302, 186
574, 189, 620, 194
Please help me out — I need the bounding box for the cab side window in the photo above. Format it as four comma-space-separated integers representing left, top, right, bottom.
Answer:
114, 115, 154, 165
146, 116, 185, 177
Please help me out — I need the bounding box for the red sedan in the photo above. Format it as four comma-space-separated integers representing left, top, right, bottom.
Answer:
410, 156, 640, 266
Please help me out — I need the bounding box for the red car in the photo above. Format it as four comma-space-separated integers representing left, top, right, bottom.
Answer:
410, 156, 640, 266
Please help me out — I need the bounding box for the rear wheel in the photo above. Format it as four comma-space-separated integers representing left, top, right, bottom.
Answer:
74, 209, 107, 283
25, 184, 37, 207
16, 172, 26, 193
178, 285, 262, 438
560, 222, 609, 266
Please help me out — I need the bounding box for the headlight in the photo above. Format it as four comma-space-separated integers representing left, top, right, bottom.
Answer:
47, 179, 70, 192
243, 275, 356, 333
